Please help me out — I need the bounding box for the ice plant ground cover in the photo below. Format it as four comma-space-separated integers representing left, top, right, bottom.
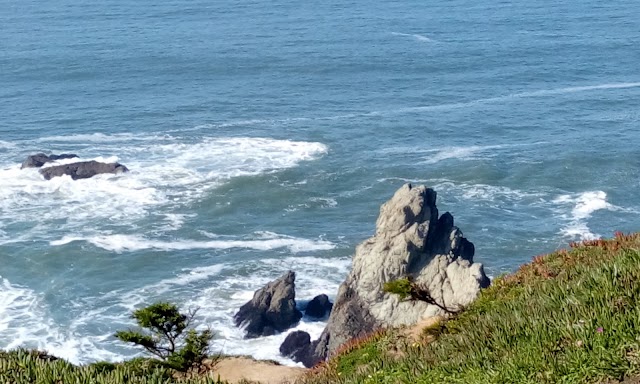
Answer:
1, 233, 640, 383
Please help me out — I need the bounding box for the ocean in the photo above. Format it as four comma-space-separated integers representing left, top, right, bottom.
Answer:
1, 0, 639, 365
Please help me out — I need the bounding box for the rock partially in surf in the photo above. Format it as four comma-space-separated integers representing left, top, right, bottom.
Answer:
310, 184, 490, 363
39, 161, 129, 180
279, 331, 321, 368
305, 294, 333, 318
234, 271, 303, 338
21, 153, 78, 169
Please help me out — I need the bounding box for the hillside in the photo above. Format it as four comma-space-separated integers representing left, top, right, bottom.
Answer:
2, 233, 640, 383
298, 233, 640, 384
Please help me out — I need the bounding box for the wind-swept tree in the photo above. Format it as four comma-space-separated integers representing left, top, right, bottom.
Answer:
383, 277, 461, 314
115, 302, 213, 372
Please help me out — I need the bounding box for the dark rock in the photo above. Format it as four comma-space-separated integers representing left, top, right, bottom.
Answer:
305, 294, 333, 318
234, 271, 302, 338
21, 153, 78, 169
39, 161, 129, 180
279, 330, 310, 357
279, 331, 323, 368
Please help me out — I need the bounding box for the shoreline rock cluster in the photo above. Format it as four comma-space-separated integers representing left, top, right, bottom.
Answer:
233, 183, 490, 367
21, 153, 129, 180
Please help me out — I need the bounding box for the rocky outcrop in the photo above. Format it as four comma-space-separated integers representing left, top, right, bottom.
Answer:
39, 161, 129, 180
298, 184, 489, 366
279, 331, 317, 367
21, 153, 78, 169
305, 294, 333, 318
234, 271, 303, 338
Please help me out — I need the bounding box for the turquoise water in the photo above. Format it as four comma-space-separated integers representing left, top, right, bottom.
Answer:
1, 0, 639, 364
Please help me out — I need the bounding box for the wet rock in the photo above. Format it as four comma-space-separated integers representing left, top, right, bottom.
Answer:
305, 294, 333, 318
21, 153, 78, 169
234, 271, 302, 338
39, 161, 129, 180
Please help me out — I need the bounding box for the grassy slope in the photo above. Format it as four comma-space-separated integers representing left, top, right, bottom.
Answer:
300, 233, 640, 384
2, 234, 639, 383
0, 350, 233, 383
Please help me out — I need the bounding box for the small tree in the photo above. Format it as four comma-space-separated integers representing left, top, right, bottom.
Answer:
115, 302, 213, 372
383, 277, 461, 314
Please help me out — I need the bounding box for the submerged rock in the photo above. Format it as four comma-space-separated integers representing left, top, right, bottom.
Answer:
21, 153, 78, 169
39, 161, 129, 180
234, 271, 302, 338
300, 184, 490, 366
305, 294, 333, 318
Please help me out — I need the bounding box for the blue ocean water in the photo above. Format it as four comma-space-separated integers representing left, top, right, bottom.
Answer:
1, 0, 639, 364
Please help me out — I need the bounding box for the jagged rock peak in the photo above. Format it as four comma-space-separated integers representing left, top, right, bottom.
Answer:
234, 270, 303, 338
298, 184, 489, 367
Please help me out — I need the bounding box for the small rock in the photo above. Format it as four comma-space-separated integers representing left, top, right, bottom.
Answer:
279, 331, 322, 368
21, 153, 78, 169
305, 294, 333, 318
279, 330, 311, 357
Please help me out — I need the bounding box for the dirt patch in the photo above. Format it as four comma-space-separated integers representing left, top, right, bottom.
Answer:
403, 315, 444, 342
602, 377, 640, 384
213, 357, 306, 384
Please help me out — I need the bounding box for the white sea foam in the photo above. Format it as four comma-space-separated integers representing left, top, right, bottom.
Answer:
391, 31, 434, 42
0, 140, 16, 150
0, 277, 121, 364
0, 135, 328, 243
309, 197, 338, 208
184, 255, 351, 365
421, 145, 502, 164
76, 254, 352, 366
284, 197, 339, 212
51, 233, 336, 253
552, 191, 619, 240
434, 181, 546, 202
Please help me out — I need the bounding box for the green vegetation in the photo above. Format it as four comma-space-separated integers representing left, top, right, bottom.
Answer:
0, 303, 229, 383
3, 234, 640, 383
115, 302, 213, 372
383, 276, 460, 313
0, 349, 227, 383
382, 278, 413, 300
301, 233, 640, 384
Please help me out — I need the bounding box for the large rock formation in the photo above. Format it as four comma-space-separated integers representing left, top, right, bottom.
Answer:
39, 161, 129, 180
285, 184, 490, 367
234, 271, 303, 338
21, 153, 78, 169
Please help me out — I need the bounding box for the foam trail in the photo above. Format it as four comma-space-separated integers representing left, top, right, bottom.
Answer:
434, 181, 546, 202
159, 82, 640, 135
421, 145, 503, 164
396, 82, 640, 115
35, 132, 169, 143
391, 31, 434, 42
0, 136, 328, 242
51, 234, 336, 253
